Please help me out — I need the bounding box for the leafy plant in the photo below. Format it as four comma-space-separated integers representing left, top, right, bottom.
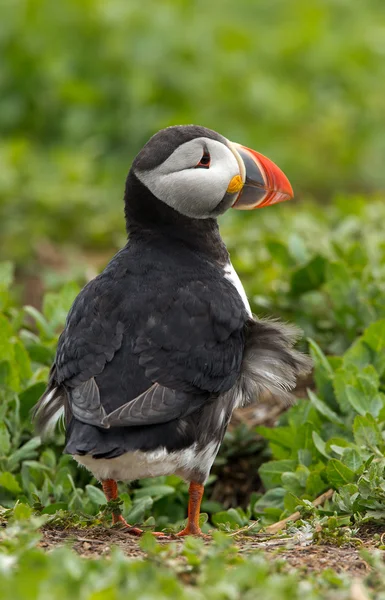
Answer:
0, 513, 381, 600
255, 320, 385, 525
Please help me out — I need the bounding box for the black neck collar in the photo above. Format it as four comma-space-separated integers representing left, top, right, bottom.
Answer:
124, 172, 229, 265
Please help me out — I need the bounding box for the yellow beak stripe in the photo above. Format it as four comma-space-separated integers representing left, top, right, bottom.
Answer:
226, 174, 243, 194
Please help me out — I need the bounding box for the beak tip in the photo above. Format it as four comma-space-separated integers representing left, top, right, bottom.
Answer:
231, 143, 294, 210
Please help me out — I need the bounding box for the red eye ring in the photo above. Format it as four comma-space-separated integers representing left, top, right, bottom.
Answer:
195, 151, 211, 169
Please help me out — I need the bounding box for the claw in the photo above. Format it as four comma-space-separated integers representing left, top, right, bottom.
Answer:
176, 526, 202, 537
113, 514, 171, 539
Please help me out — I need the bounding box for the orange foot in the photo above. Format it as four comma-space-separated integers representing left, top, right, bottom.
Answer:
102, 478, 207, 540
176, 524, 202, 537
113, 514, 172, 539
103, 479, 171, 539
176, 526, 210, 539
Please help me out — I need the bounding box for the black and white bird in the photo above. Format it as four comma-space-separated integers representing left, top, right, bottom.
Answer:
33, 125, 310, 537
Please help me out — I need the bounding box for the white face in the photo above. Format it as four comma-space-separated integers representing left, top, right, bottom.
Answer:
134, 137, 241, 218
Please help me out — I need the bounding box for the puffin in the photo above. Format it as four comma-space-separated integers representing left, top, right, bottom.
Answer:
33, 125, 310, 537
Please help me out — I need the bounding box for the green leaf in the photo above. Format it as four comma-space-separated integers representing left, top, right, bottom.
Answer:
212, 509, 244, 530
281, 472, 305, 496
343, 338, 372, 371
308, 338, 333, 375
0, 262, 14, 311
134, 485, 175, 500
41, 503, 68, 514
290, 255, 326, 295
12, 503, 33, 520
86, 484, 108, 506
325, 459, 355, 487
13, 340, 32, 382
312, 431, 330, 458
7, 437, 41, 470
345, 386, 384, 418
288, 234, 310, 264
40, 449, 57, 469
333, 483, 359, 513
333, 366, 357, 413
353, 414, 382, 449
324, 262, 368, 331
308, 338, 335, 403
126, 496, 153, 524
0, 261, 14, 290
266, 240, 293, 267
0, 422, 11, 455
253, 488, 286, 515
43, 282, 80, 329
341, 448, 363, 472
256, 426, 294, 450
258, 460, 297, 490
139, 531, 158, 553
0, 471, 21, 494
306, 468, 328, 497
307, 389, 343, 425
0, 315, 19, 390
287, 419, 318, 453
19, 382, 47, 422
334, 364, 382, 416
363, 319, 385, 352
325, 437, 352, 456
24, 306, 53, 338
28, 343, 55, 365
298, 449, 313, 467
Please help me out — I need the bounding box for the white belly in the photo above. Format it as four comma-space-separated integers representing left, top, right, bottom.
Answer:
74, 441, 219, 483
224, 262, 252, 316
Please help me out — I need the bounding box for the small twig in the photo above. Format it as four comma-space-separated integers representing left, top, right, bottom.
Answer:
265, 489, 334, 534
76, 537, 106, 545
228, 522, 260, 537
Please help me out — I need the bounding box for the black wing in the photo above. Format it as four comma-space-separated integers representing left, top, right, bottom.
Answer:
32, 275, 126, 433
55, 284, 125, 387
34, 274, 247, 431
70, 278, 246, 427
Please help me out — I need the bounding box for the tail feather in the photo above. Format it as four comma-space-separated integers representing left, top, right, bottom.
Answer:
32, 365, 68, 438
234, 318, 312, 408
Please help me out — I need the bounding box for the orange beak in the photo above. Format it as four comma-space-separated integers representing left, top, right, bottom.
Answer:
229, 143, 294, 210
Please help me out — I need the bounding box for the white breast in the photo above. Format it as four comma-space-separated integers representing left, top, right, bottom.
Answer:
224, 262, 252, 316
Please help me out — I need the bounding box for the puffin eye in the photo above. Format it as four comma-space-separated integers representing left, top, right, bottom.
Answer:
195, 151, 211, 169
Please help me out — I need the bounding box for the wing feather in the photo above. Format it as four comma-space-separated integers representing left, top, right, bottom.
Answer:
69, 381, 209, 428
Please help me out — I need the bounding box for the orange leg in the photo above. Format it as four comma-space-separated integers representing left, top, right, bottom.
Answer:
102, 479, 143, 536
176, 481, 204, 536
102, 479, 168, 538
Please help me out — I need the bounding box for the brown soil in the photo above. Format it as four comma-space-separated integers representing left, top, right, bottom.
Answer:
242, 535, 373, 577
39, 526, 147, 560
38, 524, 382, 576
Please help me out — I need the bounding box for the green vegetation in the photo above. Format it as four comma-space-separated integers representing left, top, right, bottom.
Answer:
2, 0, 385, 597
1, 520, 381, 600
2, 198, 385, 596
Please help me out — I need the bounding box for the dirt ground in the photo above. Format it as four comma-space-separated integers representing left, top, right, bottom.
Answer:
38, 524, 383, 576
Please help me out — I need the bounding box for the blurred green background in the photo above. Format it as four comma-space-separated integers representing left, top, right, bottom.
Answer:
1, 0, 384, 282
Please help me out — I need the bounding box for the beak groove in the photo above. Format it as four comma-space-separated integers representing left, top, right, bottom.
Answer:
230, 143, 294, 210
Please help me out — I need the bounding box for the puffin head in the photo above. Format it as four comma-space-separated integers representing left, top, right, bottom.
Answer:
129, 125, 294, 220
